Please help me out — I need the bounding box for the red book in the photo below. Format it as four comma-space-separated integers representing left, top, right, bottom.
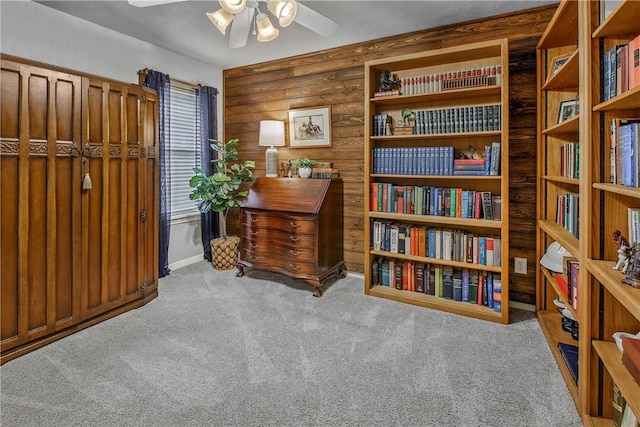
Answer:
556, 274, 569, 301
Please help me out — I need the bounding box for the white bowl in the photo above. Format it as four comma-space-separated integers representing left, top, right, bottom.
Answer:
612, 331, 640, 352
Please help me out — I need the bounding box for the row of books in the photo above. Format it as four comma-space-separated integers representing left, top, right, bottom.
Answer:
555, 257, 579, 312
613, 382, 640, 427
370, 183, 501, 220
370, 258, 502, 312
310, 167, 339, 179
560, 141, 579, 179
371, 142, 500, 176
628, 207, 640, 246
397, 65, 502, 96
370, 220, 502, 267
556, 193, 580, 239
603, 34, 640, 102
372, 114, 394, 136
610, 118, 640, 187
408, 104, 502, 135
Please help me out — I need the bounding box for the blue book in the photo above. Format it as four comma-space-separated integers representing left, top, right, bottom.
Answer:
428, 228, 436, 258
433, 187, 440, 216
479, 237, 487, 265
461, 190, 469, 218
620, 124, 632, 186
487, 272, 494, 308
493, 276, 501, 313
461, 268, 470, 302
558, 343, 579, 384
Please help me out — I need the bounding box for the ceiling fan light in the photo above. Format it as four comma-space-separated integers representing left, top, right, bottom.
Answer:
207, 9, 234, 35
219, 0, 246, 15
256, 13, 279, 42
267, 0, 297, 27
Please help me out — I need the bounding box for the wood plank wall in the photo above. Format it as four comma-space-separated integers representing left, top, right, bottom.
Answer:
224, 5, 557, 305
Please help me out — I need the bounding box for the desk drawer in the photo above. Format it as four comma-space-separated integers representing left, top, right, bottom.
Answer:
240, 248, 315, 275
242, 210, 316, 234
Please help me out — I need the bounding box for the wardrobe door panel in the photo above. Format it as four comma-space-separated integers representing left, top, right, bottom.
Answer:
0, 60, 81, 354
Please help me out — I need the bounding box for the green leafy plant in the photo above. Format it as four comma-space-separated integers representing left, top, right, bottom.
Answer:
189, 138, 255, 235
295, 157, 316, 169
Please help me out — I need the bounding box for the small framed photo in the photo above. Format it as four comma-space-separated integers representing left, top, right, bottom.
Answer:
288, 106, 332, 148
548, 53, 571, 77
558, 99, 579, 123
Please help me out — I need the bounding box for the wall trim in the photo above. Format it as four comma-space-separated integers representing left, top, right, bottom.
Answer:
169, 254, 204, 272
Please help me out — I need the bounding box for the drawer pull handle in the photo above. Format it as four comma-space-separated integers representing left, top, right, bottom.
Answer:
289, 236, 301, 242
250, 218, 259, 223
288, 263, 301, 271
251, 231, 259, 236
250, 255, 259, 262
289, 222, 301, 228
250, 243, 258, 249
289, 250, 301, 256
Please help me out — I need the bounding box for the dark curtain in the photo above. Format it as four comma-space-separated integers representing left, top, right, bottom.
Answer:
197, 85, 220, 261
143, 70, 171, 278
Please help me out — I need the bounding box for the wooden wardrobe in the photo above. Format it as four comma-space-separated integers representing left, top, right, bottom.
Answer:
0, 55, 159, 364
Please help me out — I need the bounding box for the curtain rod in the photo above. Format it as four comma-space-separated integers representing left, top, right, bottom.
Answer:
138, 68, 201, 89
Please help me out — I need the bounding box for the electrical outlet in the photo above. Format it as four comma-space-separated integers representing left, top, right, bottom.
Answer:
514, 257, 528, 275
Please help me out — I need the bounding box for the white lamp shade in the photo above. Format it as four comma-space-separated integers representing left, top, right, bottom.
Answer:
258, 120, 285, 147
219, 0, 246, 14
256, 13, 279, 42
267, 0, 297, 27
207, 9, 234, 34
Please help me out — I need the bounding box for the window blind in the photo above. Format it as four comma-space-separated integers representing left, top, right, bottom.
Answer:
169, 81, 201, 217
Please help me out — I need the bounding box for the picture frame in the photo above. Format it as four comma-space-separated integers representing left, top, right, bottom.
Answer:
548, 53, 571, 78
288, 106, 332, 148
558, 99, 579, 123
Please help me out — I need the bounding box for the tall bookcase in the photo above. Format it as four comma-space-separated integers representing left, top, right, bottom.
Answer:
364, 39, 510, 324
537, 0, 640, 423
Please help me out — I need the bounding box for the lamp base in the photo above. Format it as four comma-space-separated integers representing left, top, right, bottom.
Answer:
265, 145, 279, 177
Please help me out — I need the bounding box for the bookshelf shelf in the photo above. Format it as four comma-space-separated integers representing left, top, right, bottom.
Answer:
593, 182, 640, 199
364, 38, 509, 324
593, 340, 640, 423
593, 85, 640, 112
370, 85, 502, 105
369, 211, 502, 228
538, 1, 640, 423
368, 285, 503, 323
541, 49, 579, 92
542, 175, 579, 186
371, 130, 502, 140
536, 310, 579, 403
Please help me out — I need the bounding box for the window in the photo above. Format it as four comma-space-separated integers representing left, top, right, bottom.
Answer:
169, 81, 200, 218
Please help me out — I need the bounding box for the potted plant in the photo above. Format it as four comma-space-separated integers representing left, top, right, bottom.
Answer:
189, 138, 255, 270
295, 157, 316, 178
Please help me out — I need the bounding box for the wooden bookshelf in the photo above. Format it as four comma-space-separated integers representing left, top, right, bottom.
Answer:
537, 1, 640, 424
364, 38, 509, 324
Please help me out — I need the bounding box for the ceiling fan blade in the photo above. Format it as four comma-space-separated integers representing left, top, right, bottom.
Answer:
294, 2, 338, 37
127, 0, 187, 7
228, 7, 253, 48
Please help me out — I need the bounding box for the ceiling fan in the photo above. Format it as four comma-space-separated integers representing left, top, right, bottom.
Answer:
127, 0, 338, 49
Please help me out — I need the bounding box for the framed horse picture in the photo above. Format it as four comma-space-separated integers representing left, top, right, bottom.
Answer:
288, 106, 332, 148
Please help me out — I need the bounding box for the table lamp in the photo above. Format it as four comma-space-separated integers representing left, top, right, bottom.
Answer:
258, 120, 285, 177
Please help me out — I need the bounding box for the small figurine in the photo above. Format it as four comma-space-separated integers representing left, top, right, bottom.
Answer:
612, 229, 632, 272
378, 70, 400, 93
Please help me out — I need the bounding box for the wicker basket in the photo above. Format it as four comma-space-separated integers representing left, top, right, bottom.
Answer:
210, 235, 240, 270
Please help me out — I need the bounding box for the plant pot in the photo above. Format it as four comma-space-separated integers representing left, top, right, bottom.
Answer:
210, 235, 240, 270
298, 167, 312, 178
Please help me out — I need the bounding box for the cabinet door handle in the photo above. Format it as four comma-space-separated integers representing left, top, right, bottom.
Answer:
289, 235, 301, 242
289, 250, 301, 256
288, 263, 301, 271
251, 231, 259, 236
289, 222, 301, 228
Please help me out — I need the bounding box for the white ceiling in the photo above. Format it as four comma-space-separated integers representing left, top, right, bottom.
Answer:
34, 0, 558, 70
